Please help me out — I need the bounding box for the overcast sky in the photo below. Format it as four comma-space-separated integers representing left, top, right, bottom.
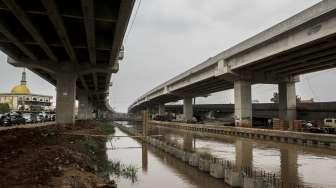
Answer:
2, 0, 336, 112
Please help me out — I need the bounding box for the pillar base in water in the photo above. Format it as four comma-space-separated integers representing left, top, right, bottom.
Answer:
198, 158, 211, 172
243, 177, 269, 188
224, 169, 243, 187
188, 153, 199, 167
210, 162, 224, 178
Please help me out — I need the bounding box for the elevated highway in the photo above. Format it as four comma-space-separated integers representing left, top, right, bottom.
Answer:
0, 0, 135, 124
129, 0, 336, 127
163, 102, 336, 121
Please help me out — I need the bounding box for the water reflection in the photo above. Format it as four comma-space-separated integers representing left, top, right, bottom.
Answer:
140, 122, 336, 187
107, 126, 225, 188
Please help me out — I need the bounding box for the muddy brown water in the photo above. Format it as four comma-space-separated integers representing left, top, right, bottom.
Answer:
108, 121, 336, 188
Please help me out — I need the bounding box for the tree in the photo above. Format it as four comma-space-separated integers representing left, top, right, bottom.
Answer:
270, 92, 279, 103
270, 92, 302, 103
0, 103, 10, 114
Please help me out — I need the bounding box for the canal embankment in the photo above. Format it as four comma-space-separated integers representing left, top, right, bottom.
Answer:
150, 121, 336, 150
0, 121, 117, 188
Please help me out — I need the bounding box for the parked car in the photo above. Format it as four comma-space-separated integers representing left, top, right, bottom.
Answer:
0, 114, 11, 126
10, 114, 26, 125
22, 113, 38, 124
51, 114, 56, 121
303, 121, 327, 133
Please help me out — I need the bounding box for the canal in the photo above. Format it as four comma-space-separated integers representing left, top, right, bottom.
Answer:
106, 123, 225, 188
107, 121, 336, 188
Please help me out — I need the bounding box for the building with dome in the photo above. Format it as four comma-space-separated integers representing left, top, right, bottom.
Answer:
0, 70, 53, 112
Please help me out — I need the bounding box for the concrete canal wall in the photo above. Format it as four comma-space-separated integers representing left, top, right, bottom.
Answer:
150, 121, 336, 150
116, 123, 303, 188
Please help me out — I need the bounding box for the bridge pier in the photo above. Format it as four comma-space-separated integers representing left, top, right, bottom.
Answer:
234, 80, 252, 127
235, 140, 253, 170
278, 81, 297, 120
280, 148, 299, 184
158, 103, 166, 116
77, 94, 89, 120
183, 97, 193, 121
56, 73, 77, 125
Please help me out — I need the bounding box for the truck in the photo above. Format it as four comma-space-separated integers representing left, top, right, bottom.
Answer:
323, 118, 336, 134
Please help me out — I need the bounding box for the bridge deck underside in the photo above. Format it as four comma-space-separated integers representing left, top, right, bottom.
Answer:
235, 34, 336, 79
0, 0, 133, 110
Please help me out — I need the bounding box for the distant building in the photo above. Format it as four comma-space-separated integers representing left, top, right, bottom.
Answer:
0, 70, 53, 112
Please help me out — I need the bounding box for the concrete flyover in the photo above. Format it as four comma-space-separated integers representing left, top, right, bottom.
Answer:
0, 0, 135, 124
163, 102, 336, 121
129, 0, 336, 127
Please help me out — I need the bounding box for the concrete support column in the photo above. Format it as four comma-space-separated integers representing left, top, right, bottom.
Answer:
280, 148, 299, 184
56, 73, 77, 125
278, 81, 297, 120
183, 97, 193, 121
234, 80, 252, 127
158, 103, 165, 116
235, 140, 253, 170
77, 94, 89, 120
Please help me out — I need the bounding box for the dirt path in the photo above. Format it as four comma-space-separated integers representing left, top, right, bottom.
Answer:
0, 121, 116, 188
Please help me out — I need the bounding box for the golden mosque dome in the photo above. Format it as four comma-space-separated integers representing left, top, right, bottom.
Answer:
11, 69, 31, 94
11, 84, 31, 94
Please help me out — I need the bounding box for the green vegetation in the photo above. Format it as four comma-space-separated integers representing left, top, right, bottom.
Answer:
99, 123, 116, 135
103, 160, 138, 183
78, 138, 100, 155
0, 103, 10, 114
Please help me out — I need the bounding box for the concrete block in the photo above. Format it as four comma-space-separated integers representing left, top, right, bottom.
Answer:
210, 162, 224, 178
188, 153, 199, 167
198, 158, 210, 172
182, 152, 191, 162
243, 177, 269, 188
224, 169, 243, 187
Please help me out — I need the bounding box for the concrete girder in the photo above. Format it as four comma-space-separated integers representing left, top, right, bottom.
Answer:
3, 0, 58, 62
250, 40, 336, 72
7, 57, 57, 75
274, 53, 336, 76
109, 0, 135, 65
265, 47, 336, 75
42, 0, 78, 63
92, 72, 98, 91
81, 0, 96, 65
0, 21, 37, 60
229, 11, 336, 71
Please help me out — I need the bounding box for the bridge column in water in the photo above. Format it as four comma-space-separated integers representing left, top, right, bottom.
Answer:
183, 97, 193, 121
56, 73, 77, 125
158, 103, 166, 116
234, 80, 252, 127
278, 80, 297, 120
280, 148, 299, 184
77, 94, 89, 120
235, 140, 253, 170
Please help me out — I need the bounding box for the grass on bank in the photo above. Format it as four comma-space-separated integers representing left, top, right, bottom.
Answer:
98, 123, 116, 135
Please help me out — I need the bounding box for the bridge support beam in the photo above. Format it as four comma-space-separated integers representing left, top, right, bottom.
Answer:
56, 73, 77, 125
77, 94, 89, 120
158, 103, 165, 116
234, 80, 252, 127
183, 97, 193, 121
278, 81, 297, 120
